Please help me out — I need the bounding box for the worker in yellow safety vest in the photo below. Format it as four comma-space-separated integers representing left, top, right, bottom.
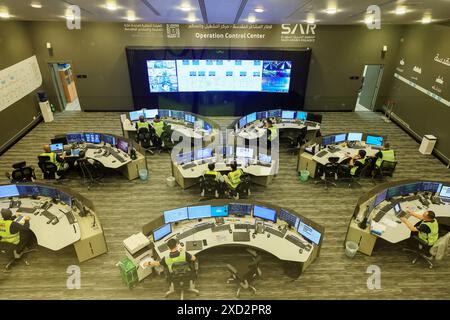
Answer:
0, 208, 33, 255
145, 238, 196, 274
401, 210, 439, 250
135, 115, 150, 130
223, 162, 243, 190
375, 143, 396, 168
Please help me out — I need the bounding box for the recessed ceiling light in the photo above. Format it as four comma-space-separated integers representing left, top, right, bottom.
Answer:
31, 2, 42, 9
0, 10, 10, 19
105, 1, 118, 11
180, 3, 192, 11
254, 8, 264, 13
395, 7, 407, 15
364, 15, 374, 24
325, 7, 337, 15
126, 10, 136, 21
306, 16, 315, 24
421, 16, 432, 24
187, 16, 197, 22
248, 15, 256, 23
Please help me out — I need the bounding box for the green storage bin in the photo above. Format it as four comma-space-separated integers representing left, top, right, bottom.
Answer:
117, 258, 138, 289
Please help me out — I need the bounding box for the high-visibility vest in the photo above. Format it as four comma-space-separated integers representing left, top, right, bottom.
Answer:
418, 219, 439, 246
0, 219, 20, 245
227, 169, 243, 189
267, 127, 278, 141
376, 149, 395, 167
165, 251, 187, 273
204, 170, 219, 178
152, 121, 165, 137
137, 121, 150, 130
40, 152, 61, 170
350, 156, 367, 176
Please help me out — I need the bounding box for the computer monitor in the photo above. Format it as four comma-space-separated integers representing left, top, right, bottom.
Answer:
117, 139, 129, 153
66, 133, 84, 144
84, 133, 101, 144
171, 110, 184, 119
17, 185, 40, 197
246, 112, 257, 124
281, 110, 296, 120
334, 133, 347, 144
50, 143, 63, 153
228, 203, 252, 217
164, 207, 188, 223
420, 182, 442, 193
402, 183, 423, 195
365, 135, 384, 146
236, 147, 254, 158
58, 191, 73, 207
153, 223, 172, 242
278, 208, 300, 228
51, 137, 68, 145
306, 113, 322, 123
347, 132, 363, 142
203, 122, 212, 132
158, 109, 171, 118
439, 185, 450, 199
321, 135, 336, 146
387, 186, 402, 199
38, 186, 58, 199
129, 110, 144, 121
296, 111, 307, 121
297, 221, 322, 245
394, 203, 402, 214
144, 109, 158, 119
184, 114, 196, 123
267, 109, 281, 118
239, 117, 247, 128
102, 134, 116, 146
258, 153, 272, 164
257, 111, 268, 120
0, 185, 19, 198
211, 205, 229, 217
373, 189, 387, 207
194, 148, 213, 160
188, 205, 212, 219
176, 151, 193, 164
253, 205, 277, 222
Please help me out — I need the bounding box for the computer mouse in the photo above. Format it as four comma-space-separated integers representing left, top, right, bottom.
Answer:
267, 233, 270, 238
299, 249, 303, 254
193, 242, 197, 247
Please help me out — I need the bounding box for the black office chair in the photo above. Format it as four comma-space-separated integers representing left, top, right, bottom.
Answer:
37, 156, 59, 180
136, 127, 156, 155
5, 161, 36, 183
200, 174, 221, 199
160, 126, 175, 154
402, 233, 450, 269
372, 160, 397, 181
165, 261, 200, 300
228, 173, 251, 199
0, 243, 36, 270
76, 152, 103, 189
226, 249, 262, 298
315, 157, 339, 189
286, 126, 308, 155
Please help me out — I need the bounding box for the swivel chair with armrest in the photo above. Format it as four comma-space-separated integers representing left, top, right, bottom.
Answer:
160, 125, 175, 154
164, 261, 200, 300
226, 248, 262, 298
200, 174, 221, 199
37, 156, 60, 180
5, 161, 36, 183
315, 157, 340, 189
228, 173, 251, 200
338, 157, 374, 188
0, 243, 36, 270
372, 160, 397, 181
136, 127, 156, 155
402, 232, 450, 269
286, 126, 308, 155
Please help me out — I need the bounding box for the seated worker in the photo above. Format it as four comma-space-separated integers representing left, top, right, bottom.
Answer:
203, 163, 224, 182
375, 142, 396, 168
401, 210, 439, 254
40, 144, 69, 173
151, 115, 165, 149
0, 209, 33, 255
145, 238, 196, 276
223, 162, 243, 193
264, 120, 278, 150
348, 149, 368, 176
135, 115, 150, 130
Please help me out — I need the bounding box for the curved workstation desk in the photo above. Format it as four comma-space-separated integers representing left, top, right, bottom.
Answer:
0, 183, 107, 262
233, 109, 322, 141
120, 109, 220, 144
50, 132, 147, 180
345, 180, 450, 256
171, 146, 278, 188
297, 132, 387, 178
121, 199, 325, 283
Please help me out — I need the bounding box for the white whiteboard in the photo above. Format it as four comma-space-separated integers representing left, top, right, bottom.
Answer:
0, 55, 42, 112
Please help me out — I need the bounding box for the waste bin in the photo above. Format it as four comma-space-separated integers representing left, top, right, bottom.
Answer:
419, 135, 437, 155
139, 169, 148, 181
166, 176, 176, 187
345, 241, 359, 258
299, 170, 310, 182
117, 258, 138, 289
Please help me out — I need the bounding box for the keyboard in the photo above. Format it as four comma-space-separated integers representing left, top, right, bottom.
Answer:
380, 203, 394, 213
41, 210, 56, 221
158, 243, 169, 253
109, 149, 127, 163
264, 227, 285, 238
372, 210, 386, 222
212, 224, 230, 233
85, 144, 102, 149
177, 228, 196, 240
182, 163, 197, 170
64, 210, 77, 224
328, 147, 341, 153
194, 223, 214, 232
233, 232, 251, 242
305, 121, 316, 127
16, 207, 37, 214
396, 211, 408, 219
285, 234, 309, 250
315, 150, 328, 158
257, 162, 272, 167
234, 223, 255, 230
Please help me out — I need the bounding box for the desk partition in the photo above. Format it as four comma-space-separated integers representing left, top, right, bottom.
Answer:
123, 199, 325, 283
0, 183, 107, 262
345, 180, 450, 255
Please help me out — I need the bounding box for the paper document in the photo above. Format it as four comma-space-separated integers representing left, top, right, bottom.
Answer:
139, 256, 154, 269
383, 219, 398, 228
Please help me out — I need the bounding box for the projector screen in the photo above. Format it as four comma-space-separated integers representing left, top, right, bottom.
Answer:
147, 59, 292, 93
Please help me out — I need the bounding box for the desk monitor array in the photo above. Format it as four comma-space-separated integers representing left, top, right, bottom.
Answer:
345, 180, 450, 256
236, 109, 322, 130
321, 132, 385, 148
124, 200, 325, 284
0, 183, 107, 263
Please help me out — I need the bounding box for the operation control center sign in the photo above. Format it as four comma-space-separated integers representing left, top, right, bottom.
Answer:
190, 24, 271, 40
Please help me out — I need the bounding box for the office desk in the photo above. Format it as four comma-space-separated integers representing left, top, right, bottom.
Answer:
171, 158, 278, 189
345, 180, 450, 256
312, 143, 380, 166
0, 183, 107, 262
122, 199, 325, 283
